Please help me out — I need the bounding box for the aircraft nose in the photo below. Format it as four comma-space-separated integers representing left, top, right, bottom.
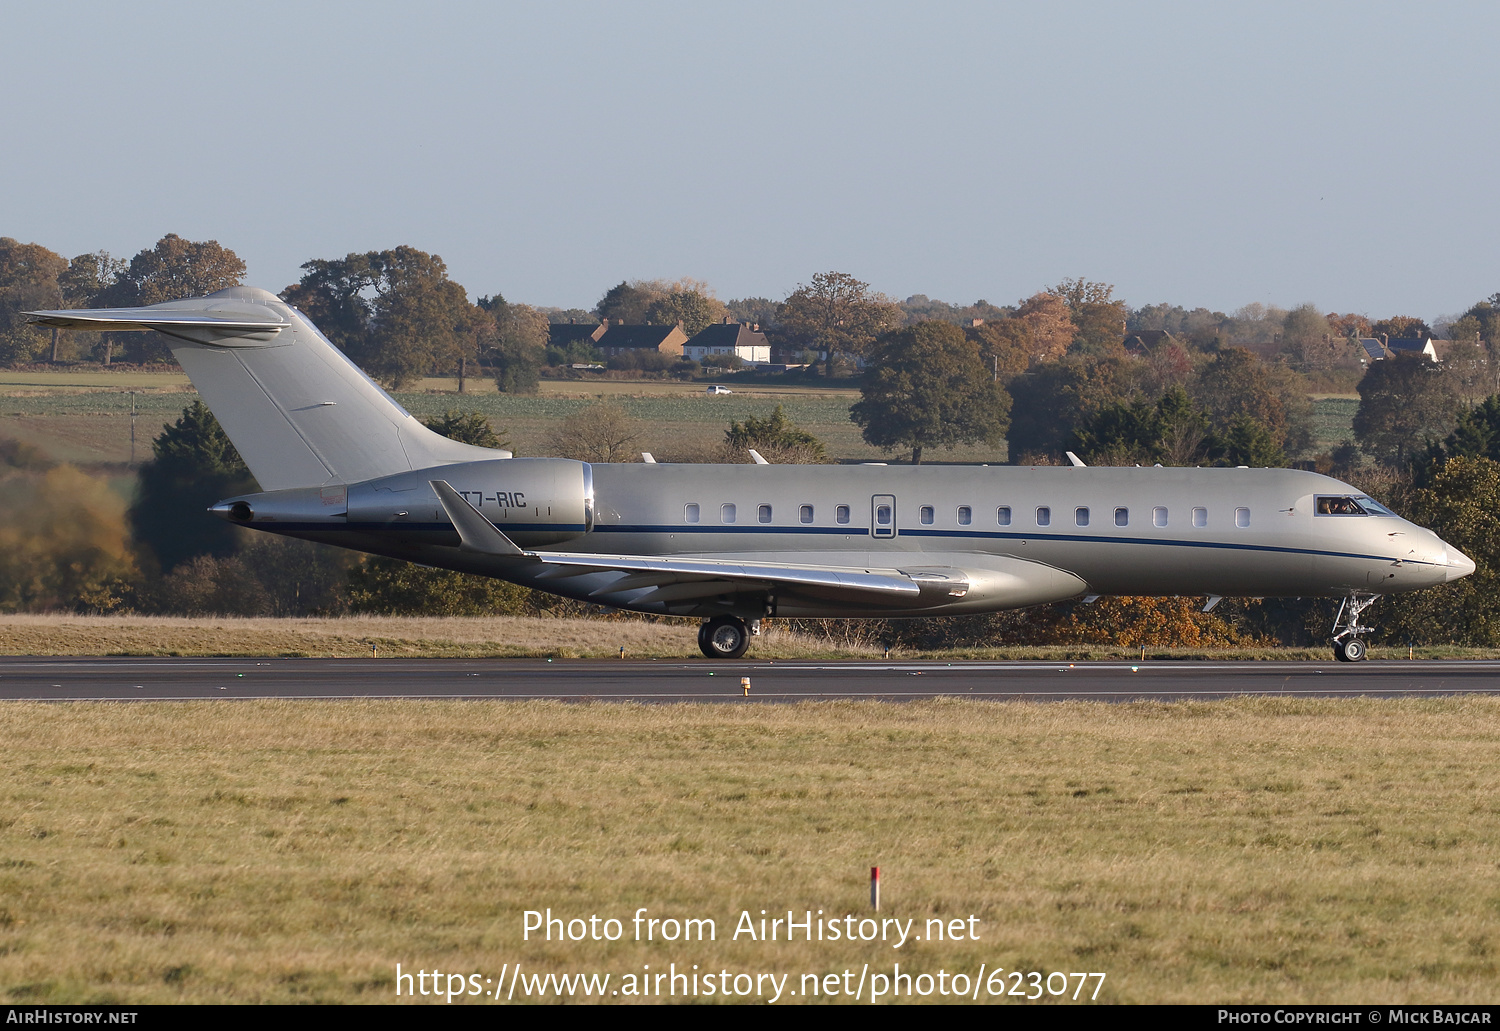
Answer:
1445, 544, 1476, 582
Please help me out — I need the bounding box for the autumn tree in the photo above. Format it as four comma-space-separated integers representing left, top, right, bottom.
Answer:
545, 400, 641, 462
596, 280, 661, 324
968, 319, 1034, 384
0, 238, 67, 364
1013, 292, 1075, 360
102, 234, 246, 362
1352, 354, 1460, 467
1326, 312, 1372, 339
1051, 278, 1129, 356
1188, 348, 1289, 445
1138, 335, 1195, 395
645, 289, 728, 335
1280, 303, 1335, 369
1005, 353, 1138, 459
107, 234, 246, 307
779, 271, 903, 376
851, 322, 1007, 464
0, 466, 137, 613
1371, 315, 1431, 340
1444, 338, 1490, 407
1447, 297, 1500, 397
282, 246, 482, 389
479, 294, 548, 394
51, 251, 128, 362
1382, 456, 1500, 644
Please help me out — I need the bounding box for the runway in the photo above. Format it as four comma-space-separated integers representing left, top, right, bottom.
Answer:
1, 656, 1498, 702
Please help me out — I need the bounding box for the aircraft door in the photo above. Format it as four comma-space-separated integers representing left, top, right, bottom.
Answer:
871, 494, 896, 538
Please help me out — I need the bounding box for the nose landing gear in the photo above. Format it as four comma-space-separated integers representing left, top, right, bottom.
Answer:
1331, 593, 1377, 662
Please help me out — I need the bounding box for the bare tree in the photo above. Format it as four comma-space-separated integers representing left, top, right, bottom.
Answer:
544, 401, 640, 462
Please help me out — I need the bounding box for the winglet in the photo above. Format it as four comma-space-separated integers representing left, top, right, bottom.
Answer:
641, 452, 657, 464
1065, 451, 1086, 467
430, 480, 525, 556
748, 449, 770, 465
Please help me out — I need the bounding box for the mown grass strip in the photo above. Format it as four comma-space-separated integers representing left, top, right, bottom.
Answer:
0, 698, 1496, 1003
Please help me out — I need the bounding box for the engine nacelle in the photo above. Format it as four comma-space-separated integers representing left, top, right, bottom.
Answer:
213, 458, 595, 548
349, 458, 594, 547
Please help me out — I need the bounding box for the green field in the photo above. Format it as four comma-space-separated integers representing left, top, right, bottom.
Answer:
0, 371, 1357, 468
1, 697, 1496, 1004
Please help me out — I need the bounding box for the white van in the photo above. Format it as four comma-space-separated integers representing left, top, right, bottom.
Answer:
705, 385, 733, 395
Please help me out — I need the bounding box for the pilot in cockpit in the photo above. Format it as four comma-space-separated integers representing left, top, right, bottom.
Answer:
1316, 496, 1364, 515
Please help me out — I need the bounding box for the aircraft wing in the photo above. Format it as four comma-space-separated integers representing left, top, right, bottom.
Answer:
431, 479, 958, 607
531, 551, 932, 604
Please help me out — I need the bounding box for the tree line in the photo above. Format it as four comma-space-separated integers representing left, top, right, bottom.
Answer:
6, 231, 1500, 646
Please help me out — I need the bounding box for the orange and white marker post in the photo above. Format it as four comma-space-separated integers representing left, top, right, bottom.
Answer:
871, 866, 880, 911
741, 677, 751, 696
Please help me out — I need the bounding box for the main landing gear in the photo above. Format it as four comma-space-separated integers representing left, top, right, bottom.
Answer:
1331, 593, 1377, 662
698, 615, 756, 659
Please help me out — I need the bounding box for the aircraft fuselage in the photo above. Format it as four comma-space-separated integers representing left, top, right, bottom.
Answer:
222, 461, 1473, 619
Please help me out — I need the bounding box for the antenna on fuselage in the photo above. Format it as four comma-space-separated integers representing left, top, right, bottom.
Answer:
748, 449, 770, 465
1065, 451, 1086, 467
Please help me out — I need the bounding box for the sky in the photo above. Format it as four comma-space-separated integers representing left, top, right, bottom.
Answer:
2, 1, 1496, 321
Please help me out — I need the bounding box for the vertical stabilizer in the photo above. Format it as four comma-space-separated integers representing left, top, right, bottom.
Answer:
27, 287, 506, 490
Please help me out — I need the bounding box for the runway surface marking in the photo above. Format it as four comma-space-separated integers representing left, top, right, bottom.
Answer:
0, 657, 1494, 702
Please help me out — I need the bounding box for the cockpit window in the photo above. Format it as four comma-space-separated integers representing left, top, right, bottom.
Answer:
1353, 496, 1396, 516
1315, 495, 1367, 516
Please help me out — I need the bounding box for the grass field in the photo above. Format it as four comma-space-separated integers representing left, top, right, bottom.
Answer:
0, 697, 1496, 1004
0, 371, 1358, 468
4, 614, 1498, 661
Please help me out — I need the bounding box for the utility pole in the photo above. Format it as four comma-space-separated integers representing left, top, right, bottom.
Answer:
129, 391, 137, 466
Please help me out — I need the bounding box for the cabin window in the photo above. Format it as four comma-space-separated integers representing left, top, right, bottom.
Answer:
1114, 507, 1128, 527
1153, 506, 1168, 527
1075, 507, 1089, 527
957, 506, 972, 525
758, 504, 772, 523
800, 504, 814, 524
920, 506, 934, 524
1236, 507, 1250, 528
1036, 506, 1051, 527
876, 504, 892, 526
684, 503, 699, 523
721, 503, 736, 523
1192, 507, 1207, 528
997, 506, 1011, 526
836, 505, 851, 524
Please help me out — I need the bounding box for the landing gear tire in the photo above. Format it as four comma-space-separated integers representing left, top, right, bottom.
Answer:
698, 615, 751, 659
1331, 593, 1377, 663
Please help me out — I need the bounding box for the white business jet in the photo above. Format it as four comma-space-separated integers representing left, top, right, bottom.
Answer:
28, 288, 1474, 662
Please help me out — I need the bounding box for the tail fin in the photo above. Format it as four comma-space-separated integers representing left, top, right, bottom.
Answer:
27, 286, 507, 490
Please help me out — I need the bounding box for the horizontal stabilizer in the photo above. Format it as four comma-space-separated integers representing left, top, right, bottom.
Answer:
26, 306, 289, 337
